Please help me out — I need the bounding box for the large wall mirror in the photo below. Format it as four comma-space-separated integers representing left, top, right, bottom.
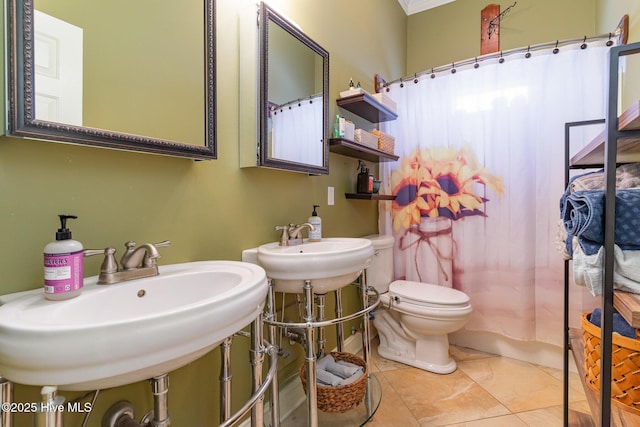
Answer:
257, 2, 329, 174
7, 0, 216, 160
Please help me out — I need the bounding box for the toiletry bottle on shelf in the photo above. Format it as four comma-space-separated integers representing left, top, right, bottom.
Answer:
44, 214, 83, 300
357, 160, 373, 194
308, 205, 322, 242
334, 114, 340, 138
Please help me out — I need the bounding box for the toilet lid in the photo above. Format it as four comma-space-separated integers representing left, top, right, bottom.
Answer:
389, 280, 470, 306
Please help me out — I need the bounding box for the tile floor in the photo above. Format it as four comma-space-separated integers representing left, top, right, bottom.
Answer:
366, 341, 592, 427
284, 338, 593, 426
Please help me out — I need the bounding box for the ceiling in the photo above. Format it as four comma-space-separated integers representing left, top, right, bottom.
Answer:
396, 0, 456, 15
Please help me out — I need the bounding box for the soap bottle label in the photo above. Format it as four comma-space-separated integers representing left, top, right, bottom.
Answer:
44, 251, 84, 294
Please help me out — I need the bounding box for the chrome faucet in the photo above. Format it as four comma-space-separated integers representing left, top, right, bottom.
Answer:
275, 223, 315, 246
84, 240, 171, 284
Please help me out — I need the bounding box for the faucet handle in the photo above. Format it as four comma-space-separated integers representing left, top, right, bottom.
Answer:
84, 248, 118, 274
153, 240, 171, 248
275, 225, 289, 246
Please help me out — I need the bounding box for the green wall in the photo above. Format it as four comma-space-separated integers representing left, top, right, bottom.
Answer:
406, 0, 596, 75
0, 0, 406, 425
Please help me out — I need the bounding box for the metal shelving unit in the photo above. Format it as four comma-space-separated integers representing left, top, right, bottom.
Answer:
563, 41, 640, 427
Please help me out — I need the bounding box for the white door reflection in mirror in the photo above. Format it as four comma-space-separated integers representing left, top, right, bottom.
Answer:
34, 10, 83, 125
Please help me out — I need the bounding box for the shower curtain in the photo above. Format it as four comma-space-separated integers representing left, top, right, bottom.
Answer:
379, 41, 612, 345
271, 94, 323, 166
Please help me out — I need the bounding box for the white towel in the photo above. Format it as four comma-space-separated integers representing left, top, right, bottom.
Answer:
573, 243, 640, 295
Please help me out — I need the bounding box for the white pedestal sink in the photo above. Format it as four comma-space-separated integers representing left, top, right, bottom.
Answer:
251, 238, 374, 293
0, 261, 268, 390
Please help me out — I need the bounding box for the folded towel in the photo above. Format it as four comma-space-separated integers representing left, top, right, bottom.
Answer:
590, 307, 636, 338
326, 360, 363, 379
338, 369, 365, 385
570, 164, 640, 193
573, 243, 640, 296
561, 189, 640, 256
316, 369, 344, 386
316, 354, 334, 371
316, 354, 364, 379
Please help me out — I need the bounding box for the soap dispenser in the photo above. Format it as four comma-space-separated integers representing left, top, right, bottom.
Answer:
357, 160, 373, 194
308, 205, 322, 242
43, 214, 84, 300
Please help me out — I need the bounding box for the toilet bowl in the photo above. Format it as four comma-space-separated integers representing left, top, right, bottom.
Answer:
364, 234, 472, 374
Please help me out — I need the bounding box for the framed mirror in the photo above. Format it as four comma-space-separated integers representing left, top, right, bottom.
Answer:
258, 2, 329, 174
7, 0, 216, 160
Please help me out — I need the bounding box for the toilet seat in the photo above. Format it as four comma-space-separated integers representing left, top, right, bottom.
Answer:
388, 280, 470, 308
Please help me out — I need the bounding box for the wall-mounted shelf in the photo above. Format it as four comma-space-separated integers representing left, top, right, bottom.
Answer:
329, 138, 399, 163
336, 93, 398, 123
345, 193, 395, 200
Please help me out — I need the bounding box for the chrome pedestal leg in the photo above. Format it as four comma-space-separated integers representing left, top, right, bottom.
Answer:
0, 377, 12, 427
220, 336, 234, 423
303, 280, 318, 427
317, 293, 326, 358
250, 316, 265, 427
266, 280, 281, 427
335, 289, 344, 352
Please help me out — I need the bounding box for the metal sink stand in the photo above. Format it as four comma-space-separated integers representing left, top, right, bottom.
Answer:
263, 270, 380, 427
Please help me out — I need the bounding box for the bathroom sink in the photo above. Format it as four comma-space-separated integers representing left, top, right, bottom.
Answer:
255, 238, 374, 294
0, 261, 268, 390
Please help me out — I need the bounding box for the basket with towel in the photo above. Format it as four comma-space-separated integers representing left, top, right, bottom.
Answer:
582, 310, 640, 415
299, 352, 367, 413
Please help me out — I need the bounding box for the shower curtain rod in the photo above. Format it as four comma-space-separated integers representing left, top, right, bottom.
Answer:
377, 15, 629, 90
271, 92, 322, 111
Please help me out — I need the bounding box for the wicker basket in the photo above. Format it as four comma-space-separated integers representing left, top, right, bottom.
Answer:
371, 130, 395, 154
299, 352, 367, 413
581, 312, 640, 415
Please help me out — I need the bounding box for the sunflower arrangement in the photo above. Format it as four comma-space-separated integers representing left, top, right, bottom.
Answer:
390, 144, 504, 233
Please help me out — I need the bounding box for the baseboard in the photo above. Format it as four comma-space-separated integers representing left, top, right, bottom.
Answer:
449, 329, 575, 371
238, 332, 364, 427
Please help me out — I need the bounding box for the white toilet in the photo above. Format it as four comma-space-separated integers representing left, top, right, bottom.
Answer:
364, 234, 472, 374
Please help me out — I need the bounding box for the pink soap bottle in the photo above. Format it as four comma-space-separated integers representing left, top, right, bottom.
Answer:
43, 215, 83, 300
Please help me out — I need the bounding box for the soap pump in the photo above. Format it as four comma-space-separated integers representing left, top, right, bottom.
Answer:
308, 205, 322, 242
43, 214, 84, 300
357, 160, 373, 194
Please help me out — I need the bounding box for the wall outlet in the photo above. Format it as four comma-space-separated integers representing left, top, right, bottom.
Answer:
328, 186, 334, 205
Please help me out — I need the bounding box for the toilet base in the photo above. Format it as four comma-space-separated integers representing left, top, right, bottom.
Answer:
373, 309, 459, 374
377, 342, 458, 374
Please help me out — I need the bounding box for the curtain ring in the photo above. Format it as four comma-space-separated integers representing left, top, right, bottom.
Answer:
474, 57, 480, 69
451, 62, 456, 74
430, 68, 436, 79
499, 51, 505, 64
414, 73, 418, 84
525, 45, 531, 59
399, 77, 404, 88
606, 32, 614, 47
553, 40, 559, 54
581, 36, 587, 49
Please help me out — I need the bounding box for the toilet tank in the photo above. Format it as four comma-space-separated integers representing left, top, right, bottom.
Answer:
362, 234, 394, 294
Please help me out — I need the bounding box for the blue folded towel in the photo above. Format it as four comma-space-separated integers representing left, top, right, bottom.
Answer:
590, 308, 636, 338
561, 189, 640, 256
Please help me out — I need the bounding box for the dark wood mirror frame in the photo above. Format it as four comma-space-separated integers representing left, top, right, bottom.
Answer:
7, 0, 216, 160
259, 2, 329, 174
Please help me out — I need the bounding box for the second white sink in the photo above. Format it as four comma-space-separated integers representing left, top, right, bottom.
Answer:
256, 238, 374, 294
